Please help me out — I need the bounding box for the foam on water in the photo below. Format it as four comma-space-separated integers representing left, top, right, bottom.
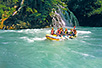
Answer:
32, 37, 46, 41
20, 36, 34, 43
16, 29, 50, 35
0, 36, 3, 38
45, 30, 51, 34
17, 30, 24, 33
20, 36, 46, 43
2, 42, 9, 44
77, 30, 91, 34
0, 29, 45, 34
83, 36, 90, 37
0, 30, 16, 33
78, 35, 90, 39
71, 51, 95, 58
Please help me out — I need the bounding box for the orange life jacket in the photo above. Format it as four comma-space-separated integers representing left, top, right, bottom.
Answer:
74, 30, 77, 35
56, 29, 60, 33
51, 29, 54, 35
73, 29, 77, 35
58, 30, 61, 35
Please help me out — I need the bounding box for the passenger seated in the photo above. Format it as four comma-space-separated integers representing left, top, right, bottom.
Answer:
61, 28, 65, 35
70, 29, 74, 36
73, 26, 77, 36
64, 28, 69, 36
56, 28, 60, 36
57, 27, 64, 37
51, 27, 55, 35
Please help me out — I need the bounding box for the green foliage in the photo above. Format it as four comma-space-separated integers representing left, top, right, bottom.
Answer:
26, 7, 33, 13
88, 0, 102, 16
0, 0, 18, 18
33, 9, 37, 13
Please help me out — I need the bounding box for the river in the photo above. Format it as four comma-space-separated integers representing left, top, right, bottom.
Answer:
0, 27, 102, 68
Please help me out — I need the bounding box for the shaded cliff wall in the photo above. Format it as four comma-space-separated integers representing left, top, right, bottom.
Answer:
67, 0, 102, 27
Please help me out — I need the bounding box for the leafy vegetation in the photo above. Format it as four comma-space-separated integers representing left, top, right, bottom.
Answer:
0, 0, 19, 29
0, 0, 102, 29
88, 0, 102, 16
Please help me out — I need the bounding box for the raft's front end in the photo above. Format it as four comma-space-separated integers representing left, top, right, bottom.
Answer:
46, 34, 60, 41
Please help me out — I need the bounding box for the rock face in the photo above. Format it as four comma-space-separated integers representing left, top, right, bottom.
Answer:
67, 0, 102, 27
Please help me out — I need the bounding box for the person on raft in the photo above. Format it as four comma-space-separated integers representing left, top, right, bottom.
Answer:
56, 28, 60, 35
51, 27, 55, 35
69, 26, 77, 36
64, 28, 69, 36
56, 27, 65, 37
73, 26, 77, 36
60, 28, 65, 35
51, 26, 77, 37
69, 29, 73, 36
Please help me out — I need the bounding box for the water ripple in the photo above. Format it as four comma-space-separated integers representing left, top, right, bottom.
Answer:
2, 42, 9, 44
71, 50, 95, 58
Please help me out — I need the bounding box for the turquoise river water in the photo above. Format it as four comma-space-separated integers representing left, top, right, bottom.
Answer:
0, 27, 102, 68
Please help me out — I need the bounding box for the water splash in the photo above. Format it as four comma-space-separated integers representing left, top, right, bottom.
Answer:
77, 31, 91, 34
20, 36, 46, 43
2, 42, 9, 44
71, 51, 95, 58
